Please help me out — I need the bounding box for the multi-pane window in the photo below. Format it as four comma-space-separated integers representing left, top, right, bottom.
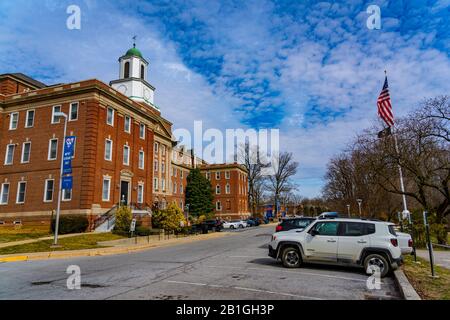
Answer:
154, 160, 158, 172
161, 178, 166, 191
180, 184, 184, 194
226, 184, 230, 194
154, 178, 159, 191
161, 145, 166, 156
48, 139, 58, 160
154, 142, 159, 153
25, 110, 35, 128
216, 172, 220, 179
173, 182, 177, 193
161, 162, 165, 173
216, 185, 221, 194
123, 145, 130, 166
139, 123, 146, 139
52, 106, 61, 124
102, 178, 111, 201
105, 139, 113, 161
225, 171, 230, 179
0, 183, 10, 204
5, 144, 15, 165
106, 107, 114, 126
62, 188, 72, 201
137, 184, 144, 204
9, 112, 19, 130
16, 181, 26, 204
124, 116, 131, 133
138, 151, 145, 169
21, 142, 31, 163
216, 201, 222, 211
44, 179, 54, 202
180, 170, 184, 179
69, 102, 78, 121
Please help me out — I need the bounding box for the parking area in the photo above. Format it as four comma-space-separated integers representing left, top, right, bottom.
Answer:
0, 226, 402, 300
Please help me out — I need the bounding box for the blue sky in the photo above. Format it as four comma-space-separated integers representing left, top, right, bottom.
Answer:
1, 0, 449, 197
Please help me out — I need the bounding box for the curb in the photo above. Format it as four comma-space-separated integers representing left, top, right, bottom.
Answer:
0, 231, 231, 263
393, 269, 421, 300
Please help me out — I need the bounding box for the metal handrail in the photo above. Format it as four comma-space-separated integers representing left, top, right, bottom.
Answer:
93, 204, 118, 230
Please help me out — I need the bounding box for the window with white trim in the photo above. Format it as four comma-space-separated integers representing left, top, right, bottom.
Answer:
216, 185, 221, 194
105, 139, 113, 161
123, 145, 130, 166
62, 188, 72, 201
226, 183, 230, 194
161, 178, 166, 191
154, 160, 158, 172
138, 151, 145, 169
154, 178, 159, 191
5, 144, 15, 165
9, 112, 19, 130
161, 162, 165, 173
216, 171, 220, 180
21, 142, 31, 163
154, 142, 159, 153
69, 102, 78, 121
216, 201, 222, 211
44, 179, 54, 202
124, 115, 131, 133
180, 170, 184, 179
106, 107, 114, 126
0, 183, 10, 204
48, 139, 58, 160
173, 182, 177, 193
102, 177, 111, 201
137, 184, 144, 204
225, 171, 230, 179
16, 181, 26, 204
139, 123, 146, 139
52, 106, 61, 124
25, 110, 35, 128
180, 184, 184, 194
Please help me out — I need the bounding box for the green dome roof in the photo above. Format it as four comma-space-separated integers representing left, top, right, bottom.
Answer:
125, 47, 143, 59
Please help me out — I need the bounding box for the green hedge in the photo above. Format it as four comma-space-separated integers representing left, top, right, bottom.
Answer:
51, 215, 89, 235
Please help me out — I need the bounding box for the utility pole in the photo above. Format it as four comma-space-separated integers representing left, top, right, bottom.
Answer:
356, 199, 362, 218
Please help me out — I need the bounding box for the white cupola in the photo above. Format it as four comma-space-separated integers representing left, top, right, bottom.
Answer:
110, 39, 158, 109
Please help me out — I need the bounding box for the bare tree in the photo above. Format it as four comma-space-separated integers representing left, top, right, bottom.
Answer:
268, 152, 299, 218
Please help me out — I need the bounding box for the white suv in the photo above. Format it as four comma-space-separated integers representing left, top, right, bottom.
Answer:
268, 218, 402, 277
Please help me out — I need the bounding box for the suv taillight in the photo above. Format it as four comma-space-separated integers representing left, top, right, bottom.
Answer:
408, 239, 413, 247
390, 238, 398, 247
275, 225, 283, 232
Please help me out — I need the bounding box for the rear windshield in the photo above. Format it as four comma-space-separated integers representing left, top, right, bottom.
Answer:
388, 225, 397, 236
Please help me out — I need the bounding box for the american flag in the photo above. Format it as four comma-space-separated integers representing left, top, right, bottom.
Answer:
377, 76, 394, 127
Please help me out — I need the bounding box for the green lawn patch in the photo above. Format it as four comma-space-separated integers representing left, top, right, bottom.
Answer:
402, 255, 450, 300
0, 232, 125, 255
0, 226, 51, 243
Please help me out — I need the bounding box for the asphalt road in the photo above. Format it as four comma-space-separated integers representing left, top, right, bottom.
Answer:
0, 226, 402, 300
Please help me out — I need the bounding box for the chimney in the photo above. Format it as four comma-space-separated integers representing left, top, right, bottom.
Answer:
190, 149, 196, 169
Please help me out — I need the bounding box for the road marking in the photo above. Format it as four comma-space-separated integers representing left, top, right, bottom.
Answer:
205, 265, 368, 283
164, 280, 322, 300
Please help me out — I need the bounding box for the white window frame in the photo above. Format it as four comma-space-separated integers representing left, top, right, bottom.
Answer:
161, 162, 165, 173
216, 201, 222, 211
154, 160, 158, 172
225, 171, 230, 179
16, 181, 27, 204
9, 112, 19, 130
139, 123, 146, 139
216, 171, 221, 180
226, 183, 230, 194
106, 107, 114, 126
161, 178, 166, 191
0, 183, 10, 205
124, 115, 131, 133
154, 142, 159, 153
21, 142, 31, 163
43, 179, 54, 202
4, 144, 15, 165
52, 106, 61, 124
25, 109, 35, 128
154, 178, 159, 191
69, 102, 79, 121
123, 145, 130, 166
180, 170, 184, 179
216, 185, 221, 194
48, 139, 58, 161
137, 184, 144, 204
62, 188, 72, 201
173, 182, 177, 193
138, 151, 145, 169
180, 184, 184, 194
102, 177, 111, 202
161, 145, 166, 156
104, 139, 113, 161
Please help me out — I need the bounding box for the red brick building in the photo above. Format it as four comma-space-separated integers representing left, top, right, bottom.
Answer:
0, 47, 249, 226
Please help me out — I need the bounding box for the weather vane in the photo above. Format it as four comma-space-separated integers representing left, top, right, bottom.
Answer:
132, 35, 137, 48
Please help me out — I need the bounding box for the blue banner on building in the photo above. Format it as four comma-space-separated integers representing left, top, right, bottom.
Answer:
62, 176, 73, 190
63, 136, 76, 160
63, 159, 72, 174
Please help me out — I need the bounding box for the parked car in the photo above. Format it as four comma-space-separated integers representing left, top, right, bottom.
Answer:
275, 217, 316, 233
203, 219, 224, 232
268, 218, 403, 277
395, 231, 413, 255
246, 218, 257, 227
223, 220, 247, 229
253, 218, 261, 226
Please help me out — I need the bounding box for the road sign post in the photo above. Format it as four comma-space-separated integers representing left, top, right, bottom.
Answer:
423, 211, 437, 278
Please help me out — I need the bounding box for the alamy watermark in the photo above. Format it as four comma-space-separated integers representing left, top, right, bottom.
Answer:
366, 4, 381, 30
66, 5, 81, 30
66, 265, 81, 290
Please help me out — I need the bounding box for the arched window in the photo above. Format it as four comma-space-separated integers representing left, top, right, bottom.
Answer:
124, 62, 130, 78
140, 65, 145, 79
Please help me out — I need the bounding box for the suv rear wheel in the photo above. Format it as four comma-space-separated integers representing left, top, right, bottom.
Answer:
281, 246, 302, 268
364, 253, 390, 278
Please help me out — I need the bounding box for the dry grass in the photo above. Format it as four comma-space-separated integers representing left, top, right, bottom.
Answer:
0, 225, 51, 243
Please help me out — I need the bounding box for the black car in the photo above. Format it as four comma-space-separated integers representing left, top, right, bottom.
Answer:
275, 217, 316, 232
203, 219, 223, 232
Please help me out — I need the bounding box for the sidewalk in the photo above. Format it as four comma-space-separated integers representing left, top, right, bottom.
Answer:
0, 231, 231, 263
416, 249, 450, 269
0, 232, 87, 249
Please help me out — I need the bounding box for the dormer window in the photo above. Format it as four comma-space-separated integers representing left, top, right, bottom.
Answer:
124, 61, 130, 78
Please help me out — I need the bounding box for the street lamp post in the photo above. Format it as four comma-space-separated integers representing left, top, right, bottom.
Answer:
53, 112, 68, 246
346, 204, 351, 217
356, 199, 362, 218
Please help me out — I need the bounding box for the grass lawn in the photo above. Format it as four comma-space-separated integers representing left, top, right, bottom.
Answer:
0, 232, 125, 255
0, 226, 51, 243
402, 255, 450, 300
